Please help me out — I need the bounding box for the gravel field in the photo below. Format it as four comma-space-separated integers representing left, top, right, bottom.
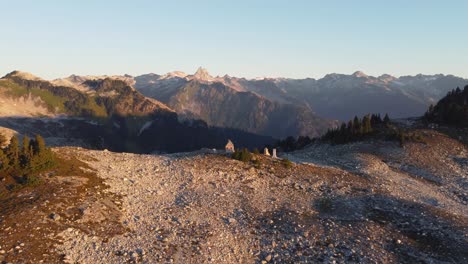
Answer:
0, 129, 466, 263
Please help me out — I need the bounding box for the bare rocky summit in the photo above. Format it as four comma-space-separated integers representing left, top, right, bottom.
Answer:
0, 129, 466, 263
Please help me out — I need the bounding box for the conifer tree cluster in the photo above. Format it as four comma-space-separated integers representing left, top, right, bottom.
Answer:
323, 113, 389, 144
276, 136, 313, 152
0, 133, 55, 175
0, 133, 7, 147
424, 85, 468, 127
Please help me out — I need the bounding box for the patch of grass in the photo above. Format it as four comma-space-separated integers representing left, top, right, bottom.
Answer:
22, 175, 42, 187
281, 158, 293, 168
0, 79, 29, 97
86, 97, 108, 117
0, 80, 67, 113
0, 79, 108, 117
30, 88, 67, 113
52, 154, 94, 177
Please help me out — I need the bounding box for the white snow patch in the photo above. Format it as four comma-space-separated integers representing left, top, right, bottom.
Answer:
138, 121, 153, 136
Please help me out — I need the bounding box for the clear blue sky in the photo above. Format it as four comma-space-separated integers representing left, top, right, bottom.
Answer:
1, 0, 467, 79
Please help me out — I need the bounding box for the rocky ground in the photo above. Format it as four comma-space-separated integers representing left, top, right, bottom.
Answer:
0, 129, 467, 263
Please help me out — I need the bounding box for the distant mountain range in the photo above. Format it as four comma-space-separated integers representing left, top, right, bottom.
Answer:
1, 68, 467, 149
133, 68, 468, 121
58, 68, 335, 139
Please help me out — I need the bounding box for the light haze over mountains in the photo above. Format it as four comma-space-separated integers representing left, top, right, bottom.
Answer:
54, 67, 468, 121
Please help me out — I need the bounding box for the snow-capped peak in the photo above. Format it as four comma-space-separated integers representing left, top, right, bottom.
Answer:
352, 71, 368, 78
161, 71, 188, 79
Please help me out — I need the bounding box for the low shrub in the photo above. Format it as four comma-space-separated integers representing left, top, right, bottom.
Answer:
281, 158, 292, 168
316, 196, 334, 212
22, 175, 42, 187
232, 148, 252, 162
389, 129, 427, 147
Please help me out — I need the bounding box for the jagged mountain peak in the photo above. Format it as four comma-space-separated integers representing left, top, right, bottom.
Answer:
194, 66, 209, 75
191, 67, 213, 81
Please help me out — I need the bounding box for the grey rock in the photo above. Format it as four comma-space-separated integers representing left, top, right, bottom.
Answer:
49, 213, 61, 221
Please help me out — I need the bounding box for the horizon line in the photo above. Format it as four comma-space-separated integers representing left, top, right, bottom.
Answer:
2, 69, 468, 81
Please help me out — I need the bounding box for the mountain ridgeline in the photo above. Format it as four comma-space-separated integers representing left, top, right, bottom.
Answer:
0, 71, 274, 153
135, 69, 334, 139
2, 69, 467, 154
134, 69, 468, 123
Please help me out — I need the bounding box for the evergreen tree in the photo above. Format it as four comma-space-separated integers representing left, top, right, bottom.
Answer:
30, 134, 55, 172
0, 148, 8, 171
383, 113, 390, 124
353, 116, 361, 135
347, 120, 353, 135
22, 136, 30, 154
399, 131, 405, 147
279, 136, 297, 152
6, 135, 20, 168
363, 115, 372, 133
370, 114, 383, 125
0, 133, 56, 182
296, 136, 312, 149
32, 134, 47, 155
232, 148, 252, 162
0, 132, 7, 148
428, 104, 434, 113
370, 114, 376, 125
323, 113, 390, 145
424, 85, 468, 127
21, 136, 32, 169
339, 123, 347, 143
